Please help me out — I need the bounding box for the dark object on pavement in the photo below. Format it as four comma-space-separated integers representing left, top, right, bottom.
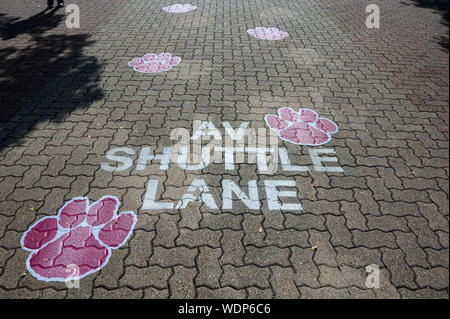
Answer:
47, 0, 64, 7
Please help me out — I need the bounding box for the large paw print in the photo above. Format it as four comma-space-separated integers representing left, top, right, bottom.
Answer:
128, 53, 181, 73
162, 4, 197, 13
265, 107, 338, 146
247, 27, 289, 40
21, 196, 137, 282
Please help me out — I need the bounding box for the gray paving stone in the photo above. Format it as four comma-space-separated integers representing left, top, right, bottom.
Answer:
153, 214, 179, 248
325, 215, 353, 247
413, 267, 449, 290
200, 213, 242, 231
340, 201, 368, 231
39, 288, 67, 299
221, 265, 271, 289
120, 266, 172, 289
395, 231, 430, 268
176, 228, 222, 248
352, 230, 397, 249
347, 287, 376, 299
299, 287, 350, 299
197, 287, 246, 299
367, 215, 409, 232
0, 0, 447, 299
95, 248, 128, 289
425, 248, 449, 268
195, 247, 222, 288
247, 287, 273, 299
335, 246, 382, 268
125, 230, 155, 267
399, 288, 449, 299
143, 288, 170, 299
284, 213, 326, 231
93, 287, 143, 299
407, 216, 442, 249
169, 266, 197, 299
318, 265, 367, 289
149, 246, 198, 268
264, 228, 309, 248
244, 246, 291, 267
220, 230, 245, 266
381, 248, 418, 289
270, 266, 300, 299
309, 230, 338, 267
372, 269, 401, 299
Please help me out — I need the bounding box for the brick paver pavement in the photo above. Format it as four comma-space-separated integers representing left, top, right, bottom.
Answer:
0, 0, 448, 298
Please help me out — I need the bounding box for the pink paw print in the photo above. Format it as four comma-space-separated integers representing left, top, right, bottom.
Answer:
265, 107, 338, 146
21, 196, 137, 282
162, 4, 197, 13
128, 53, 182, 73
247, 27, 289, 40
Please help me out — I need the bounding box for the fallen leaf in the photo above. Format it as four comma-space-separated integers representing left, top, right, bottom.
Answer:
29, 207, 37, 212
311, 246, 318, 251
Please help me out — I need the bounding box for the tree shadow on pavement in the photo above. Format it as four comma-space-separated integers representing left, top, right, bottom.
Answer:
0, 8, 104, 152
402, 0, 449, 51
0, 7, 63, 40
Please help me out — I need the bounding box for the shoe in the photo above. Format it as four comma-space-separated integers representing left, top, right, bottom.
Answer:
47, 0, 54, 7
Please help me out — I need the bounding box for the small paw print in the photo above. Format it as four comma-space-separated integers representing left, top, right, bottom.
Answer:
128, 53, 181, 73
21, 196, 137, 282
265, 107, 338, 145
162, 4, 197, 13
247, 27, 289, 40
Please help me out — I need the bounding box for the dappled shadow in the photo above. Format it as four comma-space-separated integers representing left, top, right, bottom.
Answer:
0, 9, 104, 152
0, 7, 63, 40
401, 0, 449, 51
